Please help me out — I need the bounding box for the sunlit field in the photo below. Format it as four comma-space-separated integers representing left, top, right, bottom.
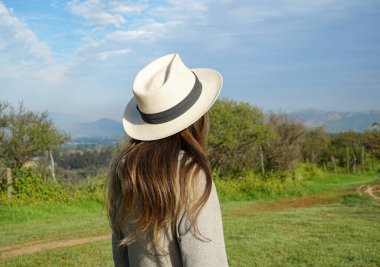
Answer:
1, 173, 379, 267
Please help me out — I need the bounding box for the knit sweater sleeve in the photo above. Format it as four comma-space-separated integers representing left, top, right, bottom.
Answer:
176, 174, 229, 267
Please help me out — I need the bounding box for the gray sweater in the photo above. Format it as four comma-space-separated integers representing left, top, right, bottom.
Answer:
111, 173, 229, 267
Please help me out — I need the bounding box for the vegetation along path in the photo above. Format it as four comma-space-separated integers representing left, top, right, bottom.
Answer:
1, 181, 379, 260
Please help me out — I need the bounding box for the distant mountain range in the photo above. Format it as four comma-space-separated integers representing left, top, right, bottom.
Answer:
290, 109, 380, 132
50, 112, 125, 140
50, 109, 380, 142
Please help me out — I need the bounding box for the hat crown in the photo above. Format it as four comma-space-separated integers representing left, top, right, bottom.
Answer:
133, 54, 195, 114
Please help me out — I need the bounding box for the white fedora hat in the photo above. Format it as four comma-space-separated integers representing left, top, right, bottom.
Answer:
122, 53, 222, 141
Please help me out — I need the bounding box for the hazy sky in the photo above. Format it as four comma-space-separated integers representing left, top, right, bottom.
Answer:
0, 0, 379, 120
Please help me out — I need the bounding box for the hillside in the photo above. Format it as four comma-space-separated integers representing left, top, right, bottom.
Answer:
291, 109, 380, 132
50, 113, 124, 140
49, 109, 380, 141
68, 118, 124, 138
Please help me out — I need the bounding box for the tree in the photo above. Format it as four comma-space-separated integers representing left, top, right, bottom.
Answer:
371, 122, 380, 131
263, 113, 305, 172
330, 131, 363, 173
362, 130, 380, 159
302, 127, 331, 165
207, 99, 270, 174
0, 102, 10, 169
0, 101, 69, 170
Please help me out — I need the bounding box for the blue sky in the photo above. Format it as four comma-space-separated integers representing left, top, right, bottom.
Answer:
0, 0, 379, 120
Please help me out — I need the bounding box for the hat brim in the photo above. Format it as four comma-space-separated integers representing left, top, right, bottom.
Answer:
122, 68, 222, 141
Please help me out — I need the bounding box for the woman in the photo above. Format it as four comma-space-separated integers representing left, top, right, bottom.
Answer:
107, 54, 228, 266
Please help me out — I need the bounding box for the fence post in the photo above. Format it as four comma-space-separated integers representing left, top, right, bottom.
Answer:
331, 154, 337, 174
346, 147, 350, 174
361, 146, 365, 172
49, 150, 57, 183
6, 168, 13, 198
260, 145, 265, 174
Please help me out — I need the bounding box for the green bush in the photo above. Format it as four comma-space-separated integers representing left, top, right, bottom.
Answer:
0, 168, 106, 205
294, 163, 324, 179
214, 164, 331, 202
74, 176, 106, 203
214, 170, 306, 202
10, 168, 70, 203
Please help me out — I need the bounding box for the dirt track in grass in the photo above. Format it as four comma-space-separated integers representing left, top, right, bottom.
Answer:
224, 189, 354, 216
0, 235, 110, 259
225, 183, 380, 217
357, 184, 380, 200
1, 183, 379, 259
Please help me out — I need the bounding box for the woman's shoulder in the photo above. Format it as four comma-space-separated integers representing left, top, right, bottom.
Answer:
177, 151, 212, 190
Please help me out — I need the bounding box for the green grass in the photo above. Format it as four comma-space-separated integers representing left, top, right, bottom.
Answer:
1, 173, 379, 266
223, 195, 380, 267
0, 200, 109, 247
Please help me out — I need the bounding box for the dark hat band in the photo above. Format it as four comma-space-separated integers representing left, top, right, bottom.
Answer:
136, 73, 202, 124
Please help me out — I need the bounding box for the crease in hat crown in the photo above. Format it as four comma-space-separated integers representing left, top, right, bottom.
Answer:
133, 53, 196, 114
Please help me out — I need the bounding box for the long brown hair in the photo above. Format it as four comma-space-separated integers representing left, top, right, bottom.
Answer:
106, 113, 212, 254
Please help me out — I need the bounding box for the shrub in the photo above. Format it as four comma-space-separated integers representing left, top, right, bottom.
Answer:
1, 168, 106, 204
214, 170, 306, 202
74, 176, 106, 202
294, 163, 324, 180
2, 168, 70, 204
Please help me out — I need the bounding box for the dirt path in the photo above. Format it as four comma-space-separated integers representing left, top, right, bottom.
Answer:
0, 235, 110, 259
2, 182, 379, 259
224, 189, 353, 216
226, 182, 380, 216
357, 184, 380, 200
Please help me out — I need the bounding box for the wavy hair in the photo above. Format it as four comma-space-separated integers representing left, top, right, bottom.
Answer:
106, 113, 211, 254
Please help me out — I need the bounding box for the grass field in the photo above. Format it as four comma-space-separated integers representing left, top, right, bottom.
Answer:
1, 173, 379, 266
